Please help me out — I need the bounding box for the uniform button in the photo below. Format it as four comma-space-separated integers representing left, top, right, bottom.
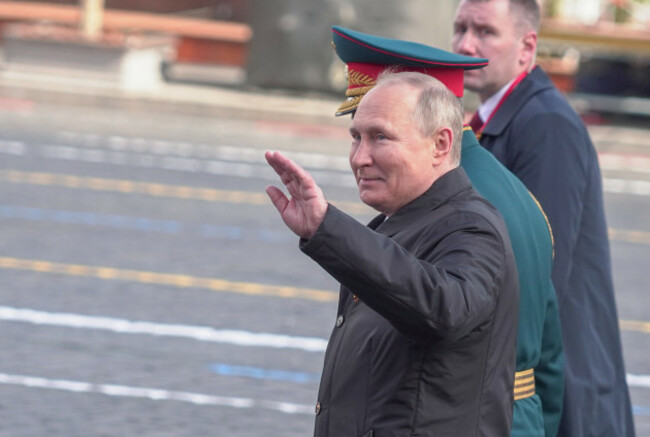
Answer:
336, 315, 344, 327
352, 294, 359, 303
315, 402, 322, 415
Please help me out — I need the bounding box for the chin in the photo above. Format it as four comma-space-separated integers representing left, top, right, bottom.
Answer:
463, 78, 482, 94
359, 193, 384, 212
463, 71, 485, 91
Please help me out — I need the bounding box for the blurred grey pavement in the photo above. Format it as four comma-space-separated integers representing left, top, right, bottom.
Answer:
0, 65, 348, 127
1, 62, 649, 161
1, 54, 650, 437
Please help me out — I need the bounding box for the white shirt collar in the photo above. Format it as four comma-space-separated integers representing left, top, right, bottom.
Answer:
477, 77, 516, 124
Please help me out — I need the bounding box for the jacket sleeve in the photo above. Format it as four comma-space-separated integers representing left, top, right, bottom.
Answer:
535, 281, 564, 437
300, 204, 511, 345
508, 112, 589, 304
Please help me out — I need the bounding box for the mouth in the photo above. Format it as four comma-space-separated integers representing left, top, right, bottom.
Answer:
358, 177, 382, 188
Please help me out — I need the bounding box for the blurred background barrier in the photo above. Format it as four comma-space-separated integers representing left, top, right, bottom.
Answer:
0, 1, 648, 117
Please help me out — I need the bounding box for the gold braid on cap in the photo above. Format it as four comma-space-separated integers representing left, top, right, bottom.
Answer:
336, 70, 377, 116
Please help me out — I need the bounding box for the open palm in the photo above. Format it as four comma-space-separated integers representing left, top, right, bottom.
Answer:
265, 150, 328, 239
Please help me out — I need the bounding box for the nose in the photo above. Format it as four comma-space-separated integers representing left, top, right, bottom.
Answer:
453, 31, 476, 57
350, 138, 372, 171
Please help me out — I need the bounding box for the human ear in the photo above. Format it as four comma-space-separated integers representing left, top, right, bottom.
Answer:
432, 127, 453, 164
520, 31, 537, 70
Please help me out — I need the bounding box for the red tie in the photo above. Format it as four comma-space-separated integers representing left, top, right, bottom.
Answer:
469, 111, 483, 132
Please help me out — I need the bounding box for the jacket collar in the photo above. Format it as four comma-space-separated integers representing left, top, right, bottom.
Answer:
372, 166, 473, 236
460, 126, 481, 156
481, 66, 555, 137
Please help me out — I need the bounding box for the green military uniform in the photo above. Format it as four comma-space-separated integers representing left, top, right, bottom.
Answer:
461, 127, 564, 436
330, 26, 565, 436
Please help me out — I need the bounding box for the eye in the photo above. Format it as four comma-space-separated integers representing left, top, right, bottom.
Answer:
478, 27, 495, 37
453, 23, 466, 35
376, 133, 387, 141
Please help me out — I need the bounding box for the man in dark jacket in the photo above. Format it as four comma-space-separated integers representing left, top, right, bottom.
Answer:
265, 71, 518, 436
331, 26, 564, 437
452, 0, 635, 435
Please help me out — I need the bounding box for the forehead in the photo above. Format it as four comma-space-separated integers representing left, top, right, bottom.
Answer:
350, 83, 417, 129
350, 83, 418, 131
455, 0, 511, 23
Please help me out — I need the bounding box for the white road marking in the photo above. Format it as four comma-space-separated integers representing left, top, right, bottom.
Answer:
4, 137, 650, 193
0, 373, 314, 414
0, 306, 328, 352
39, 144, 356, 187
0, 139, 25, 155
628, 374, 650, 389
603, 178, 650, 196
599, 153, 650, 174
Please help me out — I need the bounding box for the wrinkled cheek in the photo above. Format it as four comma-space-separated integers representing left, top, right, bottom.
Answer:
464, 69, 481, 81
358, 187, 382, 210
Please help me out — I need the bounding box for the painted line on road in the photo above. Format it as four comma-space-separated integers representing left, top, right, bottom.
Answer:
4, 255, 650, 317
600, 153, 650, 174
0, 372, 648, 417
6, 169, 650, 227
37, 143, 355, 187
3, 199, 648, 245
0, 373, 314, 415
0, 170, 371, 215
209, 363, 320, 384
0, 204, 292, 243
55, 132, 351, 171
633, 405, 650, 416
32, 143, 650, 192
2, 305, 650, 393
0, 257, 338, 302
603, 178, 650, 196
0, 139, 26, 155
608, 228, 650, 245
628, 374, 650, 389
0, 306, 328, 352
2, 169, 270, 203
0, 371, 648, 417
2, 303, 646, 382
8, 133, 650, 175
0, 204, 182, 234
620, 320, 650, 334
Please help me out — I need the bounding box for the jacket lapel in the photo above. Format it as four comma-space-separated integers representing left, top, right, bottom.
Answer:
482, 67, 555, 137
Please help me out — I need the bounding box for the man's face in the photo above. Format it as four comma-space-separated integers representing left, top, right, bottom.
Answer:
452, 0, 526, 101
349, 83, 437, 217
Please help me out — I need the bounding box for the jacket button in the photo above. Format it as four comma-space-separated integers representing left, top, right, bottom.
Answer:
315, 402, 322, 415
336, 315, 344, 327
352, 294, 359, 302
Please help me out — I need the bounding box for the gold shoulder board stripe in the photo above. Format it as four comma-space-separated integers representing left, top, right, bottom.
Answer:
514, 368, 535, 401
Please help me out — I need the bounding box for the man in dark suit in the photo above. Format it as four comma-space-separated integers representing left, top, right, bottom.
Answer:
265, 71, 519, 436
330, 25, 564, 437
452, 0, 635, 435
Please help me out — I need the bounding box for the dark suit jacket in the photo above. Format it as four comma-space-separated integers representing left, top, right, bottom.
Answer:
302, 167, 518, 437
479, 66, 635, 437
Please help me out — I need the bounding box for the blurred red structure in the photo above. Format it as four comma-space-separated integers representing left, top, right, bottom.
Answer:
0, 1, 252, 67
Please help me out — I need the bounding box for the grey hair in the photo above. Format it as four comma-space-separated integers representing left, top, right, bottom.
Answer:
375, 70, 464, 165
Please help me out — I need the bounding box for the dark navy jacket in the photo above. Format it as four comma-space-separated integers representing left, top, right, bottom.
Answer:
302, 168, 518, 437
479, 66, 635, 437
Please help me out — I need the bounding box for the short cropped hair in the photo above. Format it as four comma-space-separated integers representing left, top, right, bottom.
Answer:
466, 0, 541, 32
375, 70, 464, 165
